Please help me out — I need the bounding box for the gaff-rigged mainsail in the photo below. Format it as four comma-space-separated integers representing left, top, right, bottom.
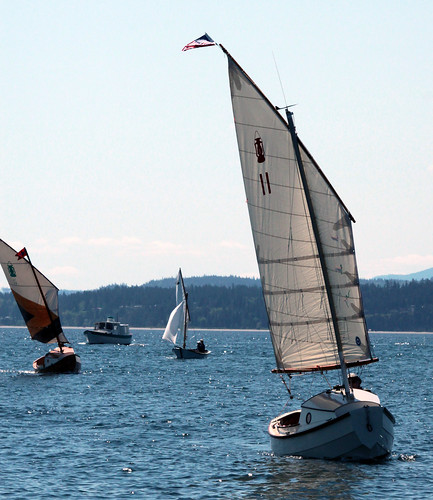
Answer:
0, 239, 68, 344
224, 48, 375, 374
162, 269, 190, 347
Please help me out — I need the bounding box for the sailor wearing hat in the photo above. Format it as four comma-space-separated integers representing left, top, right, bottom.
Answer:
197, 338, 206, 353
348, 373, 362, 389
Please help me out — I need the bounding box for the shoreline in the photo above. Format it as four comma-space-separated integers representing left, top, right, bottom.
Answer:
1, 326, 432, 334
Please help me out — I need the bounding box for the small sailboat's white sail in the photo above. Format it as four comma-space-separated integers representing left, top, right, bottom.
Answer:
162, 269, 188, 346
213, 43, 393, 459
162, 301, 184, 345
0, 239, 80, 373
176, 269, 185, 313
176, 268, 190, 349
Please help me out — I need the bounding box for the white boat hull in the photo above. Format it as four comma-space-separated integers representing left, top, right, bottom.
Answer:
269, 389, 395, 460
84, 330, 132, 345
173, 347, 211, 359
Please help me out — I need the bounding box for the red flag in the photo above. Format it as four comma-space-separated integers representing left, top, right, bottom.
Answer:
15, 248, 28, 260
182, 33, 216, 52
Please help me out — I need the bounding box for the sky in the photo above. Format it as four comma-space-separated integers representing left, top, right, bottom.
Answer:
1, 1, 432, 290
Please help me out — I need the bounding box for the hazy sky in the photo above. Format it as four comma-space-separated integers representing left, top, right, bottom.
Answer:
1, 1, 432, 290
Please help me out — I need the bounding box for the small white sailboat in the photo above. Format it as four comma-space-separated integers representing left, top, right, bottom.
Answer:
0, 240, 81, 373
162, 269, 210, 359
215, 43, 394, 459
83, 316, 132, 345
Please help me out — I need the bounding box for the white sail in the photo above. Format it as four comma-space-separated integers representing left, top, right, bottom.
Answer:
227, 55, 374, 373
163, 268, 190, 346
176, 269, 189, 316
162, 301, 184, 345
175, 269, 184, 307
0, 239, 68, 344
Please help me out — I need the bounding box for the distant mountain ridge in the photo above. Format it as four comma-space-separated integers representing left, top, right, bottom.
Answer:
143, 275, 261, 288
1, 273, 433, 331
145, 269, 433, 288
373, 267, 433, 282
3, 268, 431, 297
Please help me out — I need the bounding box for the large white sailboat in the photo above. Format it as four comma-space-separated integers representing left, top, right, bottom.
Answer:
217, 44, 394, 459
162, 269, 210, 359
0, 239, 81, 373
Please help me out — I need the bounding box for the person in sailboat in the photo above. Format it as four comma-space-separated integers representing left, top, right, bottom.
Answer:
333, 373, 363, 391
197, 339, 206, 353
348, 373, 362, 389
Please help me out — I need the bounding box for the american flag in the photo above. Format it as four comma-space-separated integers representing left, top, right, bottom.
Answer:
182, 33, 216, 52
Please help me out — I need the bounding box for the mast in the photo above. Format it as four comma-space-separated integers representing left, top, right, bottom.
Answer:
284, 110, 351, 397
183, 292, 188, 349
25, 248, 64, 352
177, 268, 189, 349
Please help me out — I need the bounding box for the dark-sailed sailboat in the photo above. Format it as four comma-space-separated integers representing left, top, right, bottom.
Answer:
162, 268, 210, 359
0, 239, 81, 373
186, 37, 394, 459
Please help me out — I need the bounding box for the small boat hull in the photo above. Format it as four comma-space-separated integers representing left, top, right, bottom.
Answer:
33, 346, 81, 374
269, 389, 395, 460
83, 330, 132, 345
173, 347, 211, 359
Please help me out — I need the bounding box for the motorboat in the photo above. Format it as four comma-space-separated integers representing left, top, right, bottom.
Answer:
84, 316, 132, 345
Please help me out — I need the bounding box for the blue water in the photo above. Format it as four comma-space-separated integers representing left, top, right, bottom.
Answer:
0, 328, 432, 499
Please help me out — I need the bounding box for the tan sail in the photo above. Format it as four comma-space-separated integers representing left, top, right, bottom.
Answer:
227, 55, 374, 373
0, 239, 68, 344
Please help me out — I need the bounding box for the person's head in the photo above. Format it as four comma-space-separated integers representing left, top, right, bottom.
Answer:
348, 373, 362, 389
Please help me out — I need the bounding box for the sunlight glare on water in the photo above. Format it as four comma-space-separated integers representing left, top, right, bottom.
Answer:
0, 329, 432, 499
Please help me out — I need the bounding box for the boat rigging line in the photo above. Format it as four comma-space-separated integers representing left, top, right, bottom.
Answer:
280, 374, 293, 399
272, 51, 288, 110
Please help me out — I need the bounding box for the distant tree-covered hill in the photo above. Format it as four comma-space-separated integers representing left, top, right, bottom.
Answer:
0, 276, 432, 331
361, 279, 433, 331
144, 275, 261, 288
0, 282, 268, 330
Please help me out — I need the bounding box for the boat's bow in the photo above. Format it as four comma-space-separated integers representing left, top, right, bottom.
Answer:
33, 345, 81, 374
269, 388, 394, 460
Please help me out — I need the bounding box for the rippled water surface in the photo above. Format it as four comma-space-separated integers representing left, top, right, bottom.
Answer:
0, 329, 432, 499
